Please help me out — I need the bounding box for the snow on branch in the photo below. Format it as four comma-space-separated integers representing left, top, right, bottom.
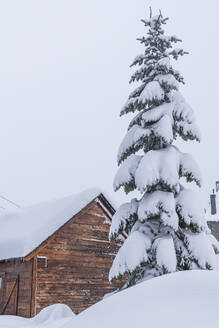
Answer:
153, 236, 177, 272
117, 125, 150, 164
121, 81, 165, 116
174, 120, 201, 142
158, 35, 181, 43
128, 110, 147, 129
179, 152, 202, 187
128, 102, 173, 130
138, 81, 164, 105
109, 231, 151, 282
185, 232, 216, 270
153, 114, 173, 144
130, 54, 146, 67
176, 189, 207, 232
138, 191, 178, 230
129, 64, 154, 83
120, 85, 145, 116
169, 48, 188, 59
141, 15, 168, 30
171, 92, 201, 141
109, 198, 138, 241
118, 116, 174, 165
114, 154, 142, 192
157, 57, 171, 69
155, 74, 178, 90
208, 234, 219, 254
172, 92, 194, 123
135, 146, 180, 194
141, 102, 173, 125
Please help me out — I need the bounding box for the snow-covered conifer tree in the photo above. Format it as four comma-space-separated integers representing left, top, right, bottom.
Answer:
109, 10, 219, 288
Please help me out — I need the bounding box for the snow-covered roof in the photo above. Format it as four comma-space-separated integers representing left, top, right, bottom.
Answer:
0, 188, 111, 261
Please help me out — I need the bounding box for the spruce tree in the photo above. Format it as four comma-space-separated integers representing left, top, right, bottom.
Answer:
109, 10, 219, 288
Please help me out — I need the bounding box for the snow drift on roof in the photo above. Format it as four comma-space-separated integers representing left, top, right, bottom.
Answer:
0, 188, 103, 260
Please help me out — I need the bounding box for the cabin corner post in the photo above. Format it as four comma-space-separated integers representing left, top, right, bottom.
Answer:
30, 256, 37, 317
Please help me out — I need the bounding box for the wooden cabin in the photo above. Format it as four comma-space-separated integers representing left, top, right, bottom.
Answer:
0, 189, 122, 317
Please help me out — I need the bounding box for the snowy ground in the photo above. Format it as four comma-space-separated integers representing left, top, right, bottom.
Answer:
0, 304, 75, 328
1, 270, 219, 328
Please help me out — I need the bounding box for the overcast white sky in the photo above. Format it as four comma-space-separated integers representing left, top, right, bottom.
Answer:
0, 0, 218, 209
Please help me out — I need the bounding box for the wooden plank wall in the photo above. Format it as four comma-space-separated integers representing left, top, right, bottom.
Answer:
0, 260, 33, 317
35, 200, 123, 314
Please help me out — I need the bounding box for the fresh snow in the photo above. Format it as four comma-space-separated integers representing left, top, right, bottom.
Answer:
155, 74, 178, 89
175, 120, 201, 141
117, 118, 174, 165
134, 146, 201, 194
153, 236, 177, 272
0, 188, 103, 260
171, 91, 194, 122
2, 271, 219, 328
157, 57, 171, 68
109, 231, 151, 281
117, 125, 150, 164
138, 81, 164, 104
111, 11, 213, 287
63, 270, 219, 328
135, 146, 181, 193
185, 232, 216, 269
0, 304, 75, 328
113, 154, 142, 192
176, 188, 207, 230
208, 234, 219, 253
179, 152, 202, 185
109, 198, 138, 239
138, 191, 178, 230
153, 113, 173, 144
141, 102, 173, 124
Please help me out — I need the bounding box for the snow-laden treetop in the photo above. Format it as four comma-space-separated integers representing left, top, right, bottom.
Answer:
118, 14, 200, 165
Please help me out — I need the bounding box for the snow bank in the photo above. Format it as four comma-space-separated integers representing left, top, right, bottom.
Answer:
0, 188, 102, 260
2, 271, 219, 328
0, 304, 75, 328
64, 270, 219, 328
33, 304, 74, 324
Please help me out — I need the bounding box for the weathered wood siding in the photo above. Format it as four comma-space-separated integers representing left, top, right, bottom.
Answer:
35, 200, 122, 314
0, 260, 33, 317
